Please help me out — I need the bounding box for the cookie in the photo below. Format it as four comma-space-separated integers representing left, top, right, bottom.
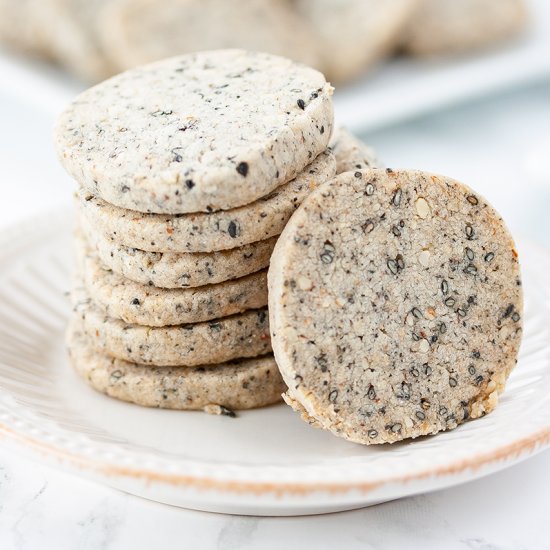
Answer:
79, 244, 268, 326
268, 169, 523, 444
403, 0, 528, 56
73, 284, 271, 366
76, 150, 336, 253
99, 0, 322, 74
0, 0, 55, 58
80, 216, 276, 288
55, 49, 333, 214
39, 0, 115, 82
68, 321, 284, 411
329, 127, 383, 174
294, 0, 420, 83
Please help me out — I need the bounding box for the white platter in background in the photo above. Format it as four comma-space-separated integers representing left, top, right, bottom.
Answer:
0, 212, 549, 516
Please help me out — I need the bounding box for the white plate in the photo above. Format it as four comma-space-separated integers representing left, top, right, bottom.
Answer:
0, 211, 549, 516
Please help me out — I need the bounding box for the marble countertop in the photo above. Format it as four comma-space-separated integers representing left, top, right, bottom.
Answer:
0, 71, 549, 549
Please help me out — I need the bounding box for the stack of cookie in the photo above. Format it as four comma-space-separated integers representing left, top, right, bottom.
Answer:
55, 50, 336, 414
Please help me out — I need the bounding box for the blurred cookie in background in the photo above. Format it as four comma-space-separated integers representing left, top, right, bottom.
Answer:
98, 0, 322, 73
403, 0, 528, 56
0, 0, 56, 59
294, 0, 421, 83
38, 0, 115, 82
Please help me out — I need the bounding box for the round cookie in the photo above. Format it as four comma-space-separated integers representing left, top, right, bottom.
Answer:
38, 0, 115, 82
80, 248, 268, 326
67, 321, 284, 411
403, 0, 528, 56
294, 0, 421, 83
0, 0, 56, 59
99, 0, 322, 74
329, 127, 383, 174
76, 150, 336, 253
73, 286, 271, 366
55, 49, 333, 214
268, 169, 523, 445
80, 217, 276, 288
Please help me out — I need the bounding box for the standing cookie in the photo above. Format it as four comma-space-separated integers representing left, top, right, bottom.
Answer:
55, 49, 333, 214
269, 169, 523, 444
403, 0, 528, 56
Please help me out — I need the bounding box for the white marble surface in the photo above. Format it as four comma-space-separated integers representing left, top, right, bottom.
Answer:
0, 70, 549, 548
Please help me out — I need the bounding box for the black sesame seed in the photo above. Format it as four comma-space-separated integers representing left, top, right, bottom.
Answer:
441, 280, 449, 295
121, 185, 130, 193
131, 298, 140, 306
354, 171, 362, 178
449, 377, 458, 387
297, 99, 306, 110
484, 252, 495, 263
228, 221, 238, 238
185, 179, 195, 189
503, 304, 514, 318
236, 162, 249, 177
219, 406, 236, 418
367, 385, 376, 400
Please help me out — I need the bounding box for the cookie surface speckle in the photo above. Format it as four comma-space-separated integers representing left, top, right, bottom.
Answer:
76, 150, 336, 253
67, 320, 284, 410
80, 216, 276, 288
79, 245, 268, 326
55, 49, 333, 214
268, 169, 523, 444
73, 284, 272, 367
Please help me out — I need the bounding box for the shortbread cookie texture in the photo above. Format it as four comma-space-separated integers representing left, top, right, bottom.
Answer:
269, 169, 523, 444
80, 217, 276, 288
76, 150, 336, 253
74, 286, 271, 366
403, 0, 528, 56
55, 49, 333, 214
80, 249, 268, 326
68, 322, 284, 410
329, 127, 383, 174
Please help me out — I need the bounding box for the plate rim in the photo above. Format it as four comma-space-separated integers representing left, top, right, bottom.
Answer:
0, 207, 550, 499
